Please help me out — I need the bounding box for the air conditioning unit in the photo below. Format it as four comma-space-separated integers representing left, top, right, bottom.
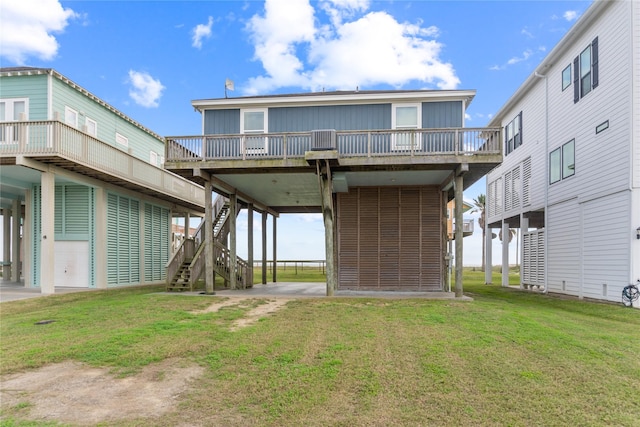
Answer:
311, 129, 336, 151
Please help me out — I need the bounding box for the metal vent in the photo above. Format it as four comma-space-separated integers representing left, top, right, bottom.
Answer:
311, 129, 336, 151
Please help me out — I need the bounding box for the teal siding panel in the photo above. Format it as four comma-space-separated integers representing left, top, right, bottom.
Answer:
51, 78, 164, 164
422, 101, 463, 128
269, 104, 391, 132
144, 203, 169, 282
0, 74, 49, 120
203, 109, 240, 134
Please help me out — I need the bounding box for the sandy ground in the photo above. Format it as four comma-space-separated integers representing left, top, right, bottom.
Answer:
0, 297, 289, 425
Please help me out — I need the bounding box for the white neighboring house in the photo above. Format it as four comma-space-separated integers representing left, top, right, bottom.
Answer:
485, 0, 640, 307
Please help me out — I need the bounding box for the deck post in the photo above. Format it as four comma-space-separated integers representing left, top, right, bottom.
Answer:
2, 208, 11, 281
204, 180, 215, 294
454, 173, 464, 298
272, 215, 277, 283
502, 221, 510, 287
230, 193, 238, 290
40, 170, 55, 295
317, 160, 336, 296
262, 211, 267, 284
11, 199, 20, 282
247, 203, 254, 287
485, 222, 493, 284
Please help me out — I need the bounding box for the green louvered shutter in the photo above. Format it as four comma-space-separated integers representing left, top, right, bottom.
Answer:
107, 193, 119, 285
144, 204, 153, 281
130, 199, 140, 283
144, 203, 170, 282
32, 186, 42, 287
64, 186, 90, 237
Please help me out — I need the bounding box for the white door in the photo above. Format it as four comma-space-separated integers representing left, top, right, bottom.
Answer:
0, 98, 28, 144
54, 241, 89, 287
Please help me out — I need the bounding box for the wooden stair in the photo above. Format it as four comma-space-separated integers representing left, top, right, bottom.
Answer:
166, 261, 194, 291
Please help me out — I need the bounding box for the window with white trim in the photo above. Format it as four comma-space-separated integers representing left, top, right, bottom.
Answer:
550, 139, 575, 184
150, 151, 158, 166
392, 103, 421, 150
562, 64, 571, 91
116, 132, 128, 147
240, 108, 268, 152
85, 117, 97, 137
0, 98, 28, 143
65, 106, 78, 128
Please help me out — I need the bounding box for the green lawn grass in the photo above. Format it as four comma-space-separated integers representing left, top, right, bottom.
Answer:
1, 270, 639, 426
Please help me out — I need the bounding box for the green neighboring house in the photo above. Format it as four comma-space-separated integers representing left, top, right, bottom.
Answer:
0, 67, 204, 293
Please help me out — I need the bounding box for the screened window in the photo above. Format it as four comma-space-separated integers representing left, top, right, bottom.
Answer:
580, 46, 592, 97
505, 112, 522, 155
65, 106, 78, 128
85, 117, 97, 137
240, 108, 268, 152
562, 64, 571, 91
0, 98, 28, 143
116, 132, 128, 147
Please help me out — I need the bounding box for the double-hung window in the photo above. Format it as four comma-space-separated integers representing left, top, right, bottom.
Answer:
505, 112, 522, 155
573, 37, 599, 103
65, 106, 78, 128
549, 139, 575, 184
240, 108, 268, 153
85, 117, 97, 137
392, 103, 421, 151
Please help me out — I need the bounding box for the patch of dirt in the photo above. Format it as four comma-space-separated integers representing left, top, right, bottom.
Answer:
0, 359, 204, 426
0, 298, 290, 425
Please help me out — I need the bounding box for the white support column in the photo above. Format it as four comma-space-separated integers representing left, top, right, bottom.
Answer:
261, 211, 267, 285
229, 193, 237, 290
95, 188, 107, 289
454, 174, 464, 298
2, 209, 10, 281
501, 221, 510, 287
485, 223, 493, 284
272, 215, 277, 283
247, 203, 254, 287
11, 199, 20, 282
23, 189, 32, 287
520, 215, 529, 289
40, 171, 55, 294
204, 180, 215, 294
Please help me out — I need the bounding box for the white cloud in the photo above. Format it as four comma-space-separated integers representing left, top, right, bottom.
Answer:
521, 27, 533, 39
0, 0, 78, 64
563, 10, 578, 22
192, 16, 213, 49
490, 46, 545, 71
127, 70, 165, 108
244, 0, 459, 95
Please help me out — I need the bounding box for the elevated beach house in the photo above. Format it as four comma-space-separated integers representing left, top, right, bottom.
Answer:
164, 90, 502, 296
484, 0, 640, 307
0, 68, 205, 293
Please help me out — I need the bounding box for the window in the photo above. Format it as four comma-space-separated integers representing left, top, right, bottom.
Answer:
573, 37, 599, 103
240, 108, 267, 152
85, 117, 97, 137
504, 112, 522, 155
562, 64, 571, 91
65, 106, 78, 128
115, 132, 128, 147
550, 139, 575, 184
0, 98, 28, 143
392, 103, 421, 150
150, 151, 158, 166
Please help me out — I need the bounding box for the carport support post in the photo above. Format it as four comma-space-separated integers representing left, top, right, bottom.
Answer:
11, 199, 20, 282
247, 203, 254, 287
40, 171, 55, 295
318, 160, 336, 296
2, 209, 10, 281
454, 174, 464, 298
485, 223, 493, 284
501, 221, 510, 287
229, 193, 237, 290
262, 211, 267, 284
272, 215, 277, 283
204, 180, 215, 295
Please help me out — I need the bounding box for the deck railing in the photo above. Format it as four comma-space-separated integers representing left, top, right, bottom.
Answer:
165, 127, 502, 162
0, 120, 204, 207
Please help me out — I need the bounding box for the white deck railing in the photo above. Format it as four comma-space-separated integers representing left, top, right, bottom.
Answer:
165, 127, 502, 162
0, 120, 204, 208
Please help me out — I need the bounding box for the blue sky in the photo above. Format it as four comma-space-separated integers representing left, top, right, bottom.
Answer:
1, 0, 593, 265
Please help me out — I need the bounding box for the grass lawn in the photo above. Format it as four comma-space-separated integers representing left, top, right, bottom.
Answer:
1, 270, 639, 426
